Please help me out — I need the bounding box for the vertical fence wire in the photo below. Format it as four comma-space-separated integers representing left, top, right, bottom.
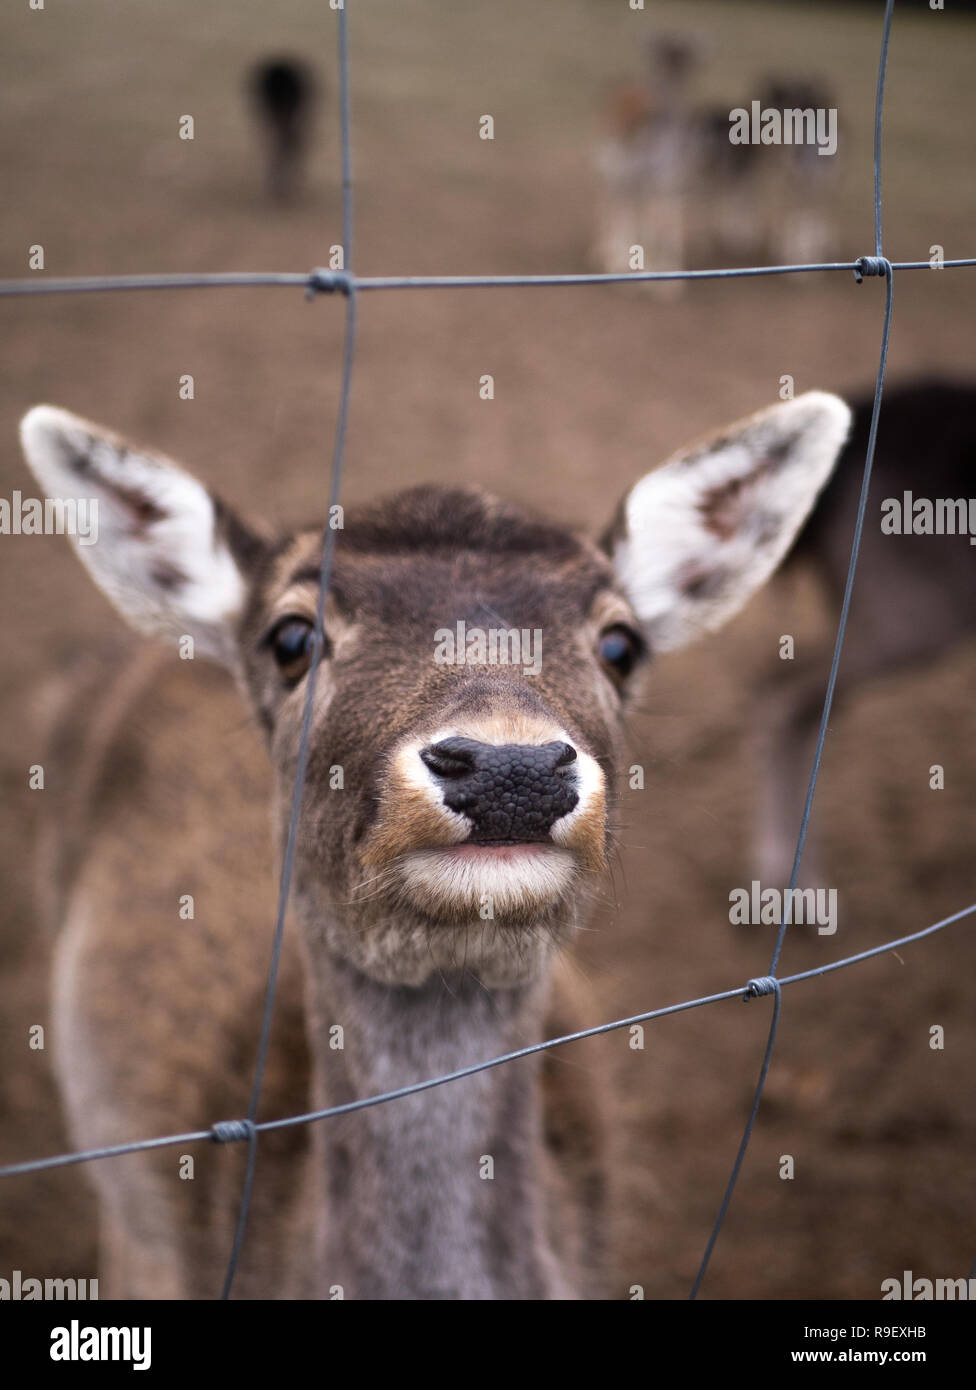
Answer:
220, 0, 356, 1300
689, 0, 898, 1299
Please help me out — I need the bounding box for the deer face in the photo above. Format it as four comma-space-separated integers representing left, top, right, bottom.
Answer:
236, 494, 635, 983
20, 394, 850, 985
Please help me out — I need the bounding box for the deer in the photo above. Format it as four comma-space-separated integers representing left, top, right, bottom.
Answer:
592, 45, 837, 281
591, 36, 704, 286
247, 57, 319, 203
755, 77, 838, 268
18, 389, 851, 1299
754, 377, 976, 890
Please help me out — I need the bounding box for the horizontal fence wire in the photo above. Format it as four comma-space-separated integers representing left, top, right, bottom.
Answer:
0, 899, 973, 1181
1, 258, 976, 299
1, 0, 973, 1301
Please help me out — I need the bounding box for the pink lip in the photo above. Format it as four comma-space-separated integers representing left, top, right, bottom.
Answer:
438, 842, 557, 862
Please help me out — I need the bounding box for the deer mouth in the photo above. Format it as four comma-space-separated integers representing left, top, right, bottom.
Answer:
393, 841, 579, 923
449, 839, 559, 852
428, 838, 571, 871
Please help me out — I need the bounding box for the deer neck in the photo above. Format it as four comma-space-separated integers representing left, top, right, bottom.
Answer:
302, 950, 568, 1300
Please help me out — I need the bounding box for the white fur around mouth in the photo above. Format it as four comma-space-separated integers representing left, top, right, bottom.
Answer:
397, 843, 577, 918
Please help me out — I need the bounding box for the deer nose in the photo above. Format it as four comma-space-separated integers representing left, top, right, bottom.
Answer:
420, 736, 579, 842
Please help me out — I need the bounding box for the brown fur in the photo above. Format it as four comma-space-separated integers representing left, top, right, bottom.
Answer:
46, 489, 632, 1299
22, 391, 847, 1299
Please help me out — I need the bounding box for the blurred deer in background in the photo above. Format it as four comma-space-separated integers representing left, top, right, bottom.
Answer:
754, 378, 976, 889
757, 77, 839, 266
592, 36, 705, 287
592, 39, 837, 280
20, 390, 849, 1299
247, 56, 319, 202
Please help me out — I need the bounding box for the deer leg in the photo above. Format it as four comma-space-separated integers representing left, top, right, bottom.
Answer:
752, 659, 836, 891
94, 1168, 187, 1299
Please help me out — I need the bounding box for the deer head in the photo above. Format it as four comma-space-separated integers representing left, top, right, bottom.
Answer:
20, 394, 850, 989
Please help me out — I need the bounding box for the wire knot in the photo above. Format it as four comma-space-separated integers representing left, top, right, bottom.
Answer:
210, 1119, 256, 1145
853, 255, 891, 284
744, 976, 779, 1000
306, 267, 353, 298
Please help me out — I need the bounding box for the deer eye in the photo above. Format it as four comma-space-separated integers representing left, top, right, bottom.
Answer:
596, 624, 645, 681
266, 616, 318, 682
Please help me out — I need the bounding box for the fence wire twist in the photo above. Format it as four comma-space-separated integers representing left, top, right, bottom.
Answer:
1, 0, 973, 1302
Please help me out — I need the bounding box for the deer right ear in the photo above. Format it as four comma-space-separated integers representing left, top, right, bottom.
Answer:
605, 391, 851, 652
19, 406, 265, 668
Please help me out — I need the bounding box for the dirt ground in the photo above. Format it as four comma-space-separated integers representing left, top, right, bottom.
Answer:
1, 0, 974, 1300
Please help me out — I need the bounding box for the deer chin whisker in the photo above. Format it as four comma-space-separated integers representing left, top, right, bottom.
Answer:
388, 843, 581, 926
344, 859, 408, 903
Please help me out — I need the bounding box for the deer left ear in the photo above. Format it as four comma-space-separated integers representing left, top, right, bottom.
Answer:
19, 405, 265, 667
606, 391, 851, 652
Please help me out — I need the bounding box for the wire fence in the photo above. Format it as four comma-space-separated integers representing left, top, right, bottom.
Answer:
1, 0, 973, 1301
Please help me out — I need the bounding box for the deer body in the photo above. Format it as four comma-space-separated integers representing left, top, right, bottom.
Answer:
755, 378, 976, 887
21, 391, 850, 1299
45, 649, 598, 1299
